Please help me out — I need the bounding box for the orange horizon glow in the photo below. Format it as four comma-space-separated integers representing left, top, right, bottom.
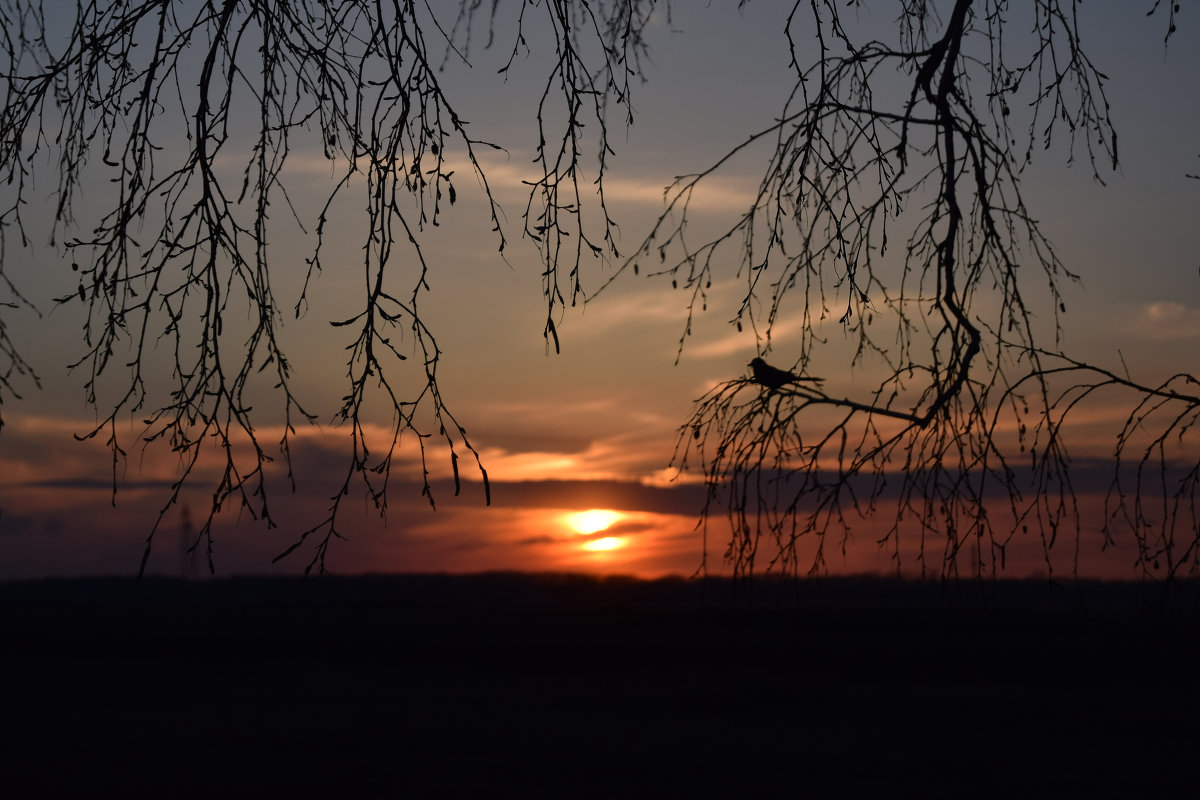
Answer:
0, 413, 1189, 582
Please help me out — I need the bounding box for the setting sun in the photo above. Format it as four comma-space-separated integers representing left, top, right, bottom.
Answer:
581, 536, 624, 552
566, 509, 624, 535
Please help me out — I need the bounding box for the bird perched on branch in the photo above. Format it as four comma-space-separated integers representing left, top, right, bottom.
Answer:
748, 357, 823, 390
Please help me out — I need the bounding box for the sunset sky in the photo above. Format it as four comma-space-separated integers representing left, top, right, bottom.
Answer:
1, 2, 1197, 580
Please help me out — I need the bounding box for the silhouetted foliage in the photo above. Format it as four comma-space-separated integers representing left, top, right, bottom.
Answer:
0, 0, 1196, 578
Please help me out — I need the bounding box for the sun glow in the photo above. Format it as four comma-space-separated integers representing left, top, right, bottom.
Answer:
566, 509, 623, 535
581, 536, 624, 552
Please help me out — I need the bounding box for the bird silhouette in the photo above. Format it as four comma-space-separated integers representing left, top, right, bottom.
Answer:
748, 357, 822, 390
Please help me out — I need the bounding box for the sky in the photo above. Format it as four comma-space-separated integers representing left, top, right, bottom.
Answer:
1, 1, 1198, 581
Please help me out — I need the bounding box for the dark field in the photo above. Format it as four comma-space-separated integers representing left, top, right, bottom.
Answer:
3, 573, 1198, 797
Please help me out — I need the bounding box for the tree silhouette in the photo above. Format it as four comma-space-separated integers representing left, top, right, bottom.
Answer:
0, 1, 1196, 579
625, 0, 1200, 581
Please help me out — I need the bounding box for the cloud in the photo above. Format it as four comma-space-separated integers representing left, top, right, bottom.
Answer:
640, 467, 708, 488
575, 287, 690, 331
0, 410, 682, 514
600, 173, 759, 214
0, 410, 710, 578
685, 315, 808, 359
464, 395, 652, 455
4, 401, 1183, 582
1128, 301, 1200, 340
472, 431, 674, 484
516, 534, 558, 546
425, 151, 761, 215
